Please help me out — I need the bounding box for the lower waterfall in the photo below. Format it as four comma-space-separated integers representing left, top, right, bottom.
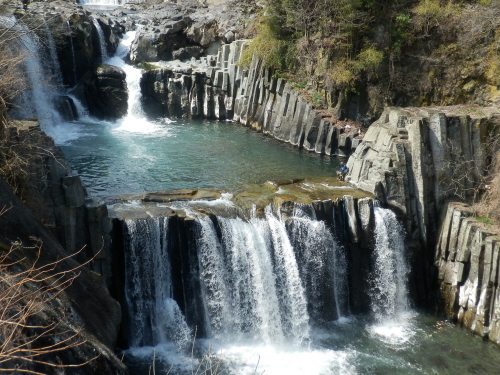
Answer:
120, 202, 500, 375
119, 203, 419, 374
122, 205, 347, 349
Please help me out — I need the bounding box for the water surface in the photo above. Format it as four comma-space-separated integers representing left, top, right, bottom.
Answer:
60, 118, 338, 199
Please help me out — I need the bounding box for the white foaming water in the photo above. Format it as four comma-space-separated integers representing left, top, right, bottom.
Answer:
92, 18, 109, 62
66, 21, 78, 84
1, 15, 86, 144
104, 30, 173, 136
368, 206, 413, 346
124, 217, 192, 348
125, 342, 357, 375
289, 204, 349, 321
5, 16, 64, 127
215, 343, 357, 375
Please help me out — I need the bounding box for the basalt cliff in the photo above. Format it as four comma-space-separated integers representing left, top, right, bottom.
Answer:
1, 0, 500, 373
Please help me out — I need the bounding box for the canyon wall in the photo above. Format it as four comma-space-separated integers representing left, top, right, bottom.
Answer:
436, 203, 500, 345
346, 105, 500, 313
140, 40, 363, 158
4, 121, 113, 286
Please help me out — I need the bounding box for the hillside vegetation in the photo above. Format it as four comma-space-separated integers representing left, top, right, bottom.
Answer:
242, 0, 500, 124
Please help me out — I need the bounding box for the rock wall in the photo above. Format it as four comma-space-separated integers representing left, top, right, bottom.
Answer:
140, 40, 363, 157
5, 121, 112, 287
436, 203, 500, 345
347, 106, 500, 241
75, 64, 129, 120
346, 106, 500, 304
0, 174, 125, 374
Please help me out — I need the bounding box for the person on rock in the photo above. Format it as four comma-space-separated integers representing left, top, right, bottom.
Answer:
22, 0, 28, 11
336, 162, 348, 181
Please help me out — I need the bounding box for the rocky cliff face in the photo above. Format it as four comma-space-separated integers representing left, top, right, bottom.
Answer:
78, 64, 128, 120
0, 174, 125, 374
140, 41, 364, 158
3, 120, 112, 288
346, 106, 500, 304
436, 203, 500, 346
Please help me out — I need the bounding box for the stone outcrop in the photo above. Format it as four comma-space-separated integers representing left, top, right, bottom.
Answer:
347, 106, 500, 242
346, 106, 500, 304
25, 2, 123, 87
129, 0, 258, 64
0, 175, 125, 374
140, 40, 363, 157
4, 121, 112, 287
436, 203, 500, 346
77, 64, 128, 120
130, 17, 192, 62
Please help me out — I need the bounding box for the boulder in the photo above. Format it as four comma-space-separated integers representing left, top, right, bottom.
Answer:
130, 21, 190, 63
81, 64, 128, 120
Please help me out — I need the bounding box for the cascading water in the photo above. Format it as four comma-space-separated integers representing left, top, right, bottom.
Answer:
368, 205, 413, 346
120, 205, 357, 373
42, 18, 64, 89
79, 0, 125, 5
66, 21, 77, 85
3, 16, 65, 128
123, 217, 192, 349
195, 207, 311, 345
370, 206, 409, 320
92, 18, 109, 62
288, 204, 349, 321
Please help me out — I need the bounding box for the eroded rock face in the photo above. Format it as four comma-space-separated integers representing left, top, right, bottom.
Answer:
346, 106, 500, 305
435, 203, 500, 345
79, 64, 128, 120
4, 121, 112, 286
130, 18, 192, 62
25, 2, 122, 87
129, 0, 258, 64
0, 175, 125, 374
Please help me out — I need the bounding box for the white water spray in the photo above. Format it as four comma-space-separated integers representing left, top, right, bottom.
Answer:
92, 18, 109, 62
123, 217, 192, 349
105, 30, 169, 134
370, 206, 409, 320
368, 206, 413, 346
2, 16, 65, 129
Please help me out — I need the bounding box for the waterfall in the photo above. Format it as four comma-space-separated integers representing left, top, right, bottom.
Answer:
370, 206, 409, 321
120, 205, 357, 350
42, 18, 64, 89
123, 217, 192, 349
78, 0, 145, 5
288, 204, 349, 321
92, 18, 109, 62
3, 16, 65, 129
66, 21, 77, 85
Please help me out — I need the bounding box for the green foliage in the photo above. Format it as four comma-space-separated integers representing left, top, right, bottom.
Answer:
393, 13, 412, 50
356, 45, 384, 73
292, 81, 307, 89
138, 62, 160, 71
238, 21, 290, 69
412, 0, 461, 34
474, 216, 495, 225
312, 92, 324, 107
